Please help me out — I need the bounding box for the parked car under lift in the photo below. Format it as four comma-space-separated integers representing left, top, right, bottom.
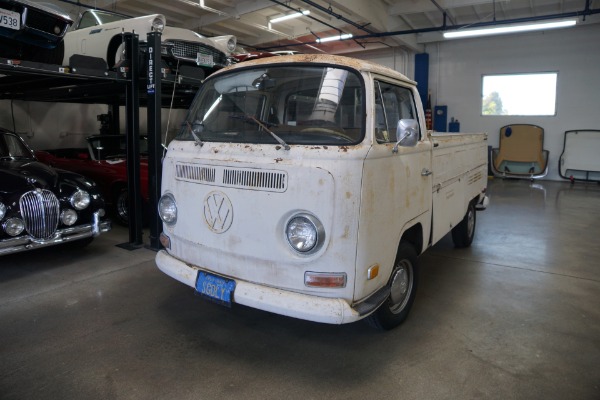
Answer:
0, 128, 111, 256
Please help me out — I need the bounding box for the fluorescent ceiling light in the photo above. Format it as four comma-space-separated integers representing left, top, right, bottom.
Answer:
443, 19, 577, 39
270, 10, 310, 23
316, 33, 353, 43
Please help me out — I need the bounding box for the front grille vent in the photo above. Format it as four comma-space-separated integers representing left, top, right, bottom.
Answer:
25, 9, 69, 38
176, 164, 216, 184
176, 163, 287, 192
223, 169, 286, 191
19, 190, 60, 239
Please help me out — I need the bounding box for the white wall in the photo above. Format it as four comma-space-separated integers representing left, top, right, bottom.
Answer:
0, 100, 186, 150
426, 23, 600, 181
0, 101, 107, 149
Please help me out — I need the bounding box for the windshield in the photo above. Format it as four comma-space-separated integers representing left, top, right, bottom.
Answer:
88, 136, 148, 160
176, 65, 364, 146
77, 10, 127, 29
0, 132, 34, 160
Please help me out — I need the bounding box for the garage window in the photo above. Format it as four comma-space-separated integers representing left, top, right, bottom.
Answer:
482, 72, 558, 116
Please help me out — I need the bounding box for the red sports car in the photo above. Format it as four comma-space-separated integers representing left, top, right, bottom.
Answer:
35, 135, 148, 225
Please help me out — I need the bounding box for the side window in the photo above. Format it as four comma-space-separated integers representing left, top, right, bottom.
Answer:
374, 80, 419, 144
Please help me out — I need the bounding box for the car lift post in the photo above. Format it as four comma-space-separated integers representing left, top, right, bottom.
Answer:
146, 31, 163, 251
124, 32, 144, 247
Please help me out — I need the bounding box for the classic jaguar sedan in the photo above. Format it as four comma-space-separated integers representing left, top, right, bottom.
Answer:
0, 128, 111, 256
61, 9, 236, 78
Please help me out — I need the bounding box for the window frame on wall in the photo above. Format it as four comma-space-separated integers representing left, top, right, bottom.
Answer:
481, 72, 559, 117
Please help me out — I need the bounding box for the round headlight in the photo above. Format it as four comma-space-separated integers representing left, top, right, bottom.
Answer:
70, 190, 91, 210
152, 17, 165, 33
158, 193, 177, 225
61, 209, 78, 226
4, 218, 25, 237
286, 214, 324, 254
0, 202, 6, 220
227, 37, 237, 53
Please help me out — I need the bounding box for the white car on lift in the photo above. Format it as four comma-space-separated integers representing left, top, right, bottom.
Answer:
61, 9, 236, 78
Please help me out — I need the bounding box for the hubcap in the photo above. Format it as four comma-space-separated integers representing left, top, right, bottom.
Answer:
467, 208, 475, 238
117, 192, 128, 222
389, 260, 413, 314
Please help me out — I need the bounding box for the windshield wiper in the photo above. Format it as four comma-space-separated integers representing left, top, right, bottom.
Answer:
186, 120, 204, 147
230, 114, 290, 151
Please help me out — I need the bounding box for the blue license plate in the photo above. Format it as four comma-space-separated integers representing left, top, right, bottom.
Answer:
195, 271, 235, 307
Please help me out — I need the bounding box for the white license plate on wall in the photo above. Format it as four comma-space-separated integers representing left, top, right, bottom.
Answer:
0, 9, 20, 30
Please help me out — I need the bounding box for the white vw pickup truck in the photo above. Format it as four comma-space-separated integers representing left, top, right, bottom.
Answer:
156, 54, 489, 330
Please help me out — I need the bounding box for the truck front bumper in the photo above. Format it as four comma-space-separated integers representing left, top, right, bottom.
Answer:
155, 250, 363, 325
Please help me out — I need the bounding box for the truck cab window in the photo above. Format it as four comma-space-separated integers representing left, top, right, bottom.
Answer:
177, 66, 364, 146
374, 80, 419, 144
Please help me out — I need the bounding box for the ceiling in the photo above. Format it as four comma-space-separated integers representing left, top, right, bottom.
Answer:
54, 0, 600, 54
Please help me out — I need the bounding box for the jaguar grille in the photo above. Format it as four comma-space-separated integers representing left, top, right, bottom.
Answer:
19, 190, 60, 239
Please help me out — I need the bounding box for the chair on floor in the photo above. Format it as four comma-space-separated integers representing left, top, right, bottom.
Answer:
490, 124, 549, 180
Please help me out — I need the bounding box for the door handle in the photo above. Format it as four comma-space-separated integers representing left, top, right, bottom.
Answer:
421, 168, 433, 176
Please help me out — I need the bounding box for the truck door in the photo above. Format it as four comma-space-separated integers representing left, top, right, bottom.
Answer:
356, 78, 432, 301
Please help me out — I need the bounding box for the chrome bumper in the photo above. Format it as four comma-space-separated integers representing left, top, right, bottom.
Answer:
0, 213, 111, 256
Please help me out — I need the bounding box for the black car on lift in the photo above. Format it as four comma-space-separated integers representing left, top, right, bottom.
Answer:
0, 128, 111, 256
0, 0, 73, 64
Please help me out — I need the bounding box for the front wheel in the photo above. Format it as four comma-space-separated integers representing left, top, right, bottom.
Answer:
367, 241, 419, 330
451, 201, 476, 248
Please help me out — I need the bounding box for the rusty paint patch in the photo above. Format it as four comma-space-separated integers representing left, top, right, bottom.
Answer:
345, 192, 352, 199
339, 146, 349, 152
275, 158, 283, 163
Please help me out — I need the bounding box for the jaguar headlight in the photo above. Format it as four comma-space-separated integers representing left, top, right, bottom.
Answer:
286, 213, 325, 254
61, 209, 78, 226
152, 17, 165, 33
4, 218, 25, 236
158, 193, 177, 225
0, 202, 5, 220
70, 190, 91, 210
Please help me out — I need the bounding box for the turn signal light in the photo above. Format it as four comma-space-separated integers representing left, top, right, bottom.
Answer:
367, 264, 379, 280
304, 272, 346, 288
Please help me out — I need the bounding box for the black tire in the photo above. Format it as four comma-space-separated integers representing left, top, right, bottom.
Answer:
451, 201, 476, 248
113, 187, 129, 226
367, 241, 419, 330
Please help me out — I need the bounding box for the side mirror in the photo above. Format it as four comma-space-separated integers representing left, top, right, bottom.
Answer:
392, 119, 419, 153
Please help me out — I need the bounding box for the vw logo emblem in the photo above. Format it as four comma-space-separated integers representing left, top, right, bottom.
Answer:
203, 191, 233, 233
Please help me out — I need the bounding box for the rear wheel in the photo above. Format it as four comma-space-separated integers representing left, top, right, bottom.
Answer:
452, 201, 476, 248
367, 241, 419, 330
107, 37, 125, 69
113, 187, 129, 226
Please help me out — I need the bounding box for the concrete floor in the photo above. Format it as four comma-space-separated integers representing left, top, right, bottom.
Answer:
0, 179, 599, 400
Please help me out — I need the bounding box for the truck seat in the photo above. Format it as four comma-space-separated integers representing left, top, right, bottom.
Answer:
491, 124, 549, 179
